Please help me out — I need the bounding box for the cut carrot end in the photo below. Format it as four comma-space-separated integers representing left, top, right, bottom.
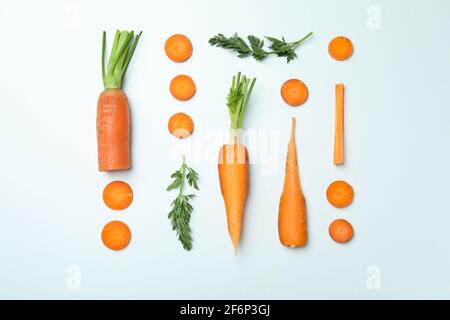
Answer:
97, 89, 131, 171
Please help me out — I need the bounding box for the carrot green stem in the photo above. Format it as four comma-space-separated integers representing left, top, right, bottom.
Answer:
226, 72, 256, 144
102, 30, 142, 90
291, 32, 314, 50
179, 155, 187, 196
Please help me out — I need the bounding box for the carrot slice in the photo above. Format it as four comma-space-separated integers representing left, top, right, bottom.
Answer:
103, 181, 133, 210
165, 34, 193, 62
326, 180, 354, 208
170, 75, 196, 101
168, 112, 194, 138
280, 79, 309, 107
329, 219, 354, 243
334, 83, 345, 165
328, 36, 353, 61
101, 221, 131, 250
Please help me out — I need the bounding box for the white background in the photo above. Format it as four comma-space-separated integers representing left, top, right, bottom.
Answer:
1, 0, 450, 299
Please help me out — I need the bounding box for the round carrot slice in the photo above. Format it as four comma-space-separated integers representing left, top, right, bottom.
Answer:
170, 75, 196, 101
168, 112, 194, 139
101, 220, 131, 250
164, 34, 193, 62
329, 219, 354, 243
326, 180, 354, 208
280, 79, 309, 107
328, 36, 353, 61
103, 181, 133, 210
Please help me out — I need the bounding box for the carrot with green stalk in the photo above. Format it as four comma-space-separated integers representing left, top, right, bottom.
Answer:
97, 30, 142, 171
218, 72, 256, 254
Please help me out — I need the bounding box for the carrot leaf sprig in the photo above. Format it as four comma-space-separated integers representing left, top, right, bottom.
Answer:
102, 30, 142, 90
167, 156, 199, 251
209, 32, 313, 63
226, 72, 256, 142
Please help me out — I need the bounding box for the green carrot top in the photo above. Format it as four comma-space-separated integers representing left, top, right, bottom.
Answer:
102, 30, 142, 90
209, 32, 313, 63
167, 155, 199, 251
226, 72, 256, 143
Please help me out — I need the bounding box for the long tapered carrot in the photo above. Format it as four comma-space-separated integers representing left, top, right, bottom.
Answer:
97, 30, 142, 171
334, 83, 345, 165
278, 117, 307, 247
218, 144, 248, 252
218, 72, 256, 254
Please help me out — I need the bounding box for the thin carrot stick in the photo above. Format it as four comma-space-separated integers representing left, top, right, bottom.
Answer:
334, 83, 345, 165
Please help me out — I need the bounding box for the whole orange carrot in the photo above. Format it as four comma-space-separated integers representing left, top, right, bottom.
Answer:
97, 30, 142, 171
218, 72, 256, 254
219, 144, 248, 252
278, 117, 307, 247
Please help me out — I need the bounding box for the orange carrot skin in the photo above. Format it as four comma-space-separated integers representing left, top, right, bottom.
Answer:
278, 118, 307, 247
334, 83, 345, 165
218, 144, 249, 250
97, 89, 130, 171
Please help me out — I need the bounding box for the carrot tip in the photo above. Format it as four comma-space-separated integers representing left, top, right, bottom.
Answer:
290, 117, 296, 142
